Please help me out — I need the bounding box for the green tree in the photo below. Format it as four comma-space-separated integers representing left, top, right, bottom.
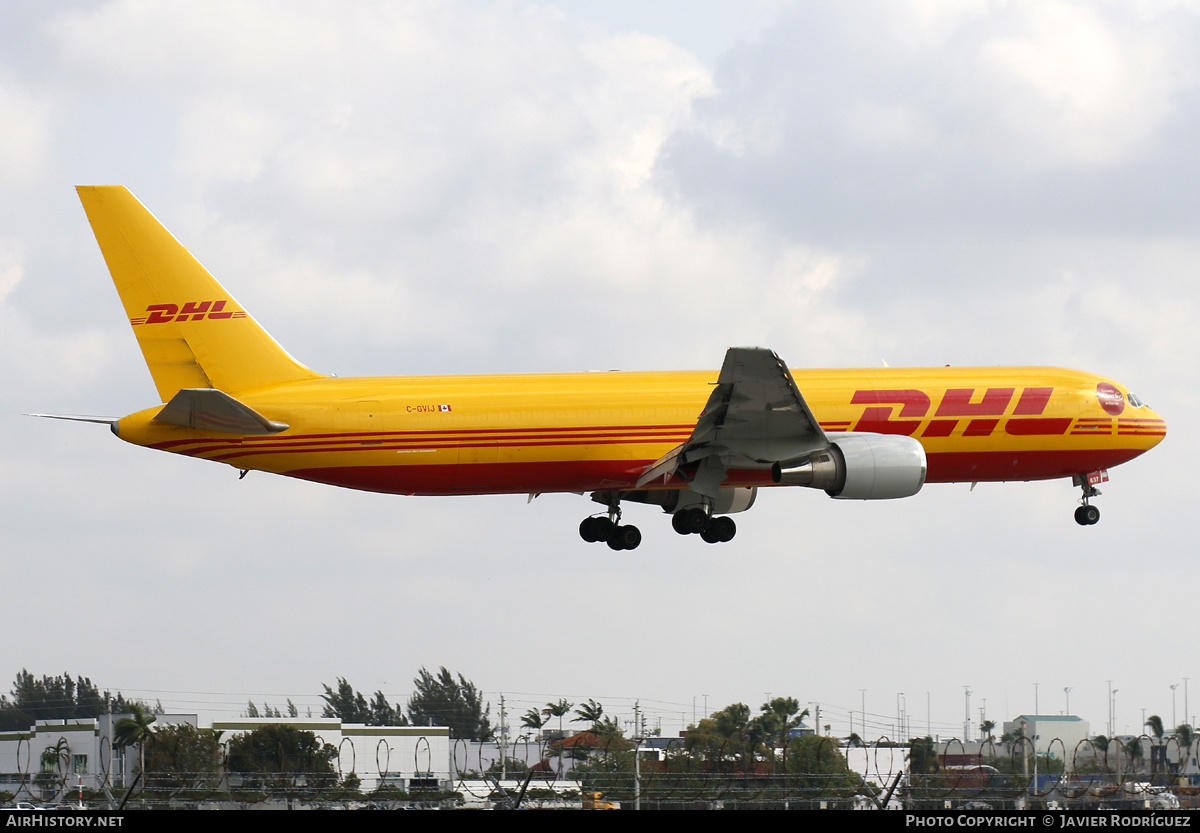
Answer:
144, 724, 223, 798
543, 698, 573, 737
406, 667, 493, 740
35, 738, 70, 798
0, 671, 133, 730
681, 703, 755, 771
520, 708, 547, 737
1172, 723, 1194, 768
1146, 715, 1165, 776
113, 703, 157, 787
908, 736, 940, 775
1124, 736, 1145, 771
573, 699, 605, 730
367, 690, 407, 726
321, 678, 368, 723
753, 697, 809, 753
784, 734, 858, 798
227, 724, 337, 799
321, 678, 409, 725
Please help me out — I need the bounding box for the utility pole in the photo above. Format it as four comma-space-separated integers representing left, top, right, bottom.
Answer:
1107, 681, 1113, 737
633, 700, 642, 811
963, 686, 973, 742
861, 690, 867, 740
499, 695, 508, 780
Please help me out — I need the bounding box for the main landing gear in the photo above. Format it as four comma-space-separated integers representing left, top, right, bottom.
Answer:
579, 510, 642, 551
1074, 479, 1101, 526
671, 506, 736, 544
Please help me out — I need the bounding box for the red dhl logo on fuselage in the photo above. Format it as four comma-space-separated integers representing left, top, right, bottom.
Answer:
130, 300, 246, 325
850, 387, 1070, 438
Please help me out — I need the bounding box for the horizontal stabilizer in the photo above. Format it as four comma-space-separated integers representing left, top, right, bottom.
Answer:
27, 414, 118, 425
155, 388, 288, 435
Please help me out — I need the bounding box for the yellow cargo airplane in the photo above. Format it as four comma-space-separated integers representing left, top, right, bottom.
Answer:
35, 186, 1167, 549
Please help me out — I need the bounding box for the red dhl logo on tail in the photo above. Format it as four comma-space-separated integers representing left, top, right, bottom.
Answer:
850, 387, 1073, 437
130, 300, 246, 325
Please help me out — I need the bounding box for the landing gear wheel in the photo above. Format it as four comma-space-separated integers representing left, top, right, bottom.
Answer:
580, 516, 614, 542
674, 507, 708, 535
580, 517, 599, 542
1075, 505, 1100, 526
700, 516, 737, 544
712, 516, 736, 542
607, 524, 641, 550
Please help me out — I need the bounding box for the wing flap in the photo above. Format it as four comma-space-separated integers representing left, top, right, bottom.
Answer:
634, 347, 830, 498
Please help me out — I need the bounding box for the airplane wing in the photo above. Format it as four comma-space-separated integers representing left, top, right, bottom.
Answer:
637, 347, 829, 497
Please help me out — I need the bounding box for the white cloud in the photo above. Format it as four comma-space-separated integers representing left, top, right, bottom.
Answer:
0, 241, 24, 304
0, 81, 50, 184
979, 1, 1189, 168
0, 0, 1193, 733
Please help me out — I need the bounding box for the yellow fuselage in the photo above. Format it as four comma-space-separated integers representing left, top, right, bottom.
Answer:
114, 365, 1165, 496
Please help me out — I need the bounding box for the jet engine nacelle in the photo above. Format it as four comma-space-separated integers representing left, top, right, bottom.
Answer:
771, 432, 927, 500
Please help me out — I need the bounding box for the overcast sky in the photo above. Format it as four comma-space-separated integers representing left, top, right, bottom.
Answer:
2, 0, 1196, 743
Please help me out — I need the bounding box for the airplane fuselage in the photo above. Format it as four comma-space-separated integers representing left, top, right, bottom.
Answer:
113, 365, 1165, 496
59, 185, 1165, 544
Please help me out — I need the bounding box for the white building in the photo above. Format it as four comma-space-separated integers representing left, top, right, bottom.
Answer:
1002, 715, 1090, 762
0, 714, 450, 803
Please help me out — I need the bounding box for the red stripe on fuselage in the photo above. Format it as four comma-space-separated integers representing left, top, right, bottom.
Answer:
280, 447, 1152, 496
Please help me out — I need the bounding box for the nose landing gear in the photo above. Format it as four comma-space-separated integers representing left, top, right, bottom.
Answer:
1073, 473, 1103, 526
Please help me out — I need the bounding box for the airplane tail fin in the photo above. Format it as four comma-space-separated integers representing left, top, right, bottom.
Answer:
76, 185, 323, 402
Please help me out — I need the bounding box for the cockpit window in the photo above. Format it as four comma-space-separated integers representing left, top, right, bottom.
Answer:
1127, 392, 1146, 408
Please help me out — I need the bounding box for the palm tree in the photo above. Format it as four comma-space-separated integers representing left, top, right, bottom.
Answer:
520, 708, 547, 738
113, 703, 157, 788
542, 699, 573, 779
1147, 715, 1165, 776
980, 720, 996, 741
1124, 736, 1145, 771
1172, 723, 1194, 770
36, 738, 70, 799
542, 698, 573, 737
572, 699, 604, 730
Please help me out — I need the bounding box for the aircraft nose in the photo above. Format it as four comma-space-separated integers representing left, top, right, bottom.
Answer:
1125, 402, 1167, 449
1147, 407, 1167, 446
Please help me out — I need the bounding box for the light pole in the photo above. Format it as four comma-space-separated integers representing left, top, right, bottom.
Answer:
1064, 687, 1072, 716
964, 686, 973, 742
1107, 681, 1114, 736
1171, 684, 1178, 729
861, 690, 867, 740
